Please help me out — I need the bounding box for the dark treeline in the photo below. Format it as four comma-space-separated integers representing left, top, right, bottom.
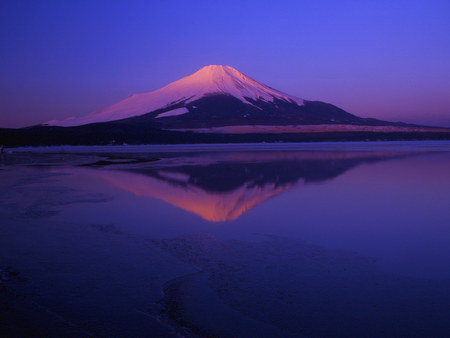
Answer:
1, 124, 450, 147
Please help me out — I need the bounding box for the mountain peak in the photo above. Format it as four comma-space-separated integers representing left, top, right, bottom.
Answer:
194, 64, 241, 77
198, 64, 236, 71
166, 65, 303, 105
176, 64, 247, 86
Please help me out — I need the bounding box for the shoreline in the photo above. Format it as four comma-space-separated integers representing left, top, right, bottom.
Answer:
6, 140, 450, 154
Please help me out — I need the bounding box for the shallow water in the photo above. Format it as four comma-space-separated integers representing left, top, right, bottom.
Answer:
1, 142, 450, 337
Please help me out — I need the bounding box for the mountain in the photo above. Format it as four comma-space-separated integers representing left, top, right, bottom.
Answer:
44, 65, 421, 130
47, 65, 304, 127
1, 65, 449, 146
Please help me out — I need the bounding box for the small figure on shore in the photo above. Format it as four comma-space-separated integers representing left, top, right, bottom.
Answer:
0, 145, 4, 154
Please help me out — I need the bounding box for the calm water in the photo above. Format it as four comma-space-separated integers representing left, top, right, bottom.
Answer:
1, 142, 450, 337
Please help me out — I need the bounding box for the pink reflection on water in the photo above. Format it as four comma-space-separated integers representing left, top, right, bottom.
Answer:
58, 150, 418, 222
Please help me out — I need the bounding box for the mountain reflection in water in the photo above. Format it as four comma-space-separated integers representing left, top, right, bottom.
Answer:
69, 151, 415, 222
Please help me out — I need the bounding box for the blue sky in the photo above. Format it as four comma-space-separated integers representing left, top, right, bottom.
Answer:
1, 0, 449, 127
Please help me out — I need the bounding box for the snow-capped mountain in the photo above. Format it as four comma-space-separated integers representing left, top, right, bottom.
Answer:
40, 64, 447, 136
46, 64, 390, 129
47, 65, 305, 127
3, 65, 448, 146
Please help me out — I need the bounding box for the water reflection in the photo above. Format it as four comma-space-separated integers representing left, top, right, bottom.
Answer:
71, 151, 416, 222
3, 146, 450, 336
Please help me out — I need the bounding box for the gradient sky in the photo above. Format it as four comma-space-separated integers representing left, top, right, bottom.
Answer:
1, 0, 449, 128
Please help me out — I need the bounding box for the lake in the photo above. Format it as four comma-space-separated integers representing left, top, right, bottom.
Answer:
1, 142, 450, 337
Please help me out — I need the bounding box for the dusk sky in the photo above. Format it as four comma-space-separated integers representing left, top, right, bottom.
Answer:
1, 0, 449, 128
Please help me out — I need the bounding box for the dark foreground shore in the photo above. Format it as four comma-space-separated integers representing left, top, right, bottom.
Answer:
1, 122, 450, 147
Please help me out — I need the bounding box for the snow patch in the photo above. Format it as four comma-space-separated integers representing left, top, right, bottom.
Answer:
156, 107, 189, 118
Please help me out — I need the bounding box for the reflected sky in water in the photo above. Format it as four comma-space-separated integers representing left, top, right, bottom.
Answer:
55, 149, 450, 280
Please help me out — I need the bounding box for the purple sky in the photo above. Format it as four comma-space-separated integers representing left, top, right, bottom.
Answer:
1, 0, 449, 128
